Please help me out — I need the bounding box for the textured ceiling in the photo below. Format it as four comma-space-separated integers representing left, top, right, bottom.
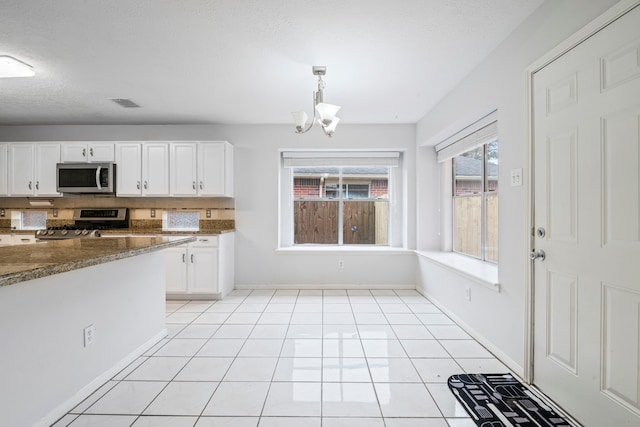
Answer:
0, 0, 544, 125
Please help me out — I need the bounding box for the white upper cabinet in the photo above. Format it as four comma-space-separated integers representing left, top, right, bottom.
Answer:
170, 142, 198, 196
62, 142, 115, 163
142, 143, 170, 196
170, 141, 233, 197
35, 144, 61, 195
0, 144, 7, 196
8, 143, 61, 197
116, 143, 142, 196
115, 143, 169, 196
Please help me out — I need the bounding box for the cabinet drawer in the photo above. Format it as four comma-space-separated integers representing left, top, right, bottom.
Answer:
12, 235, 39, 245
191, 235, 218, 247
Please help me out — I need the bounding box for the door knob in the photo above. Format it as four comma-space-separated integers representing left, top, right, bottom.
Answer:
530, 249, 546, 261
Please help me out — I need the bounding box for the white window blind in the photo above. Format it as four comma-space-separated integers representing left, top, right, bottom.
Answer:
282, 151, 400, 167
435, 111, 498, 163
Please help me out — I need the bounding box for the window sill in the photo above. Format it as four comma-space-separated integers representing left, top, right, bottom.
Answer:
416, 250, 500, 292
276, 246, 413, 255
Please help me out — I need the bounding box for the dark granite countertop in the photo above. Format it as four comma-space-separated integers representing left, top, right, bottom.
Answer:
101, 228, 235, 235
0, 235, 196, 287
0, 228, 235, 236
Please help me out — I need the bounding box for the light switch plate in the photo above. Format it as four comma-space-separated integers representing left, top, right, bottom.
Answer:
510, 168, 523, 187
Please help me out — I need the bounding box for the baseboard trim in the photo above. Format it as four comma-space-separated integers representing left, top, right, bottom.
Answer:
37, 329, 167, 427
234, 283, 416, 290
416, 286, 524, 378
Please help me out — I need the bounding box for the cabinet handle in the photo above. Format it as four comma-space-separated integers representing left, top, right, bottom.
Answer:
144, 181, 148, 190
190, 254, 194, 263
89, 147, 94, 157
136, 181, 141, 190
192, 181, 196, 190
35, 181, 39, 190
182, 253, 186, 263
199, 181, 203, 190
28, 181, 32, 190
82, 148, 86, 158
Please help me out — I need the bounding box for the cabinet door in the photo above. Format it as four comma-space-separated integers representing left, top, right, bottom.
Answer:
189, 246, 219, 294
0, 234, 11, 246
89, 143, 115, 162
171, 143, 198, 196
0, 144, 7, 195
8, 144, 34, 196
61, 143, 88, 162
34, 143, 61, 196
165, 246, 188, 293
197, 142, 226, 196
116, 144, 142, 196
143, 143, 170, 196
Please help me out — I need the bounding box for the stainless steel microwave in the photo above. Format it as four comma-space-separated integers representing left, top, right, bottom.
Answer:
56, 163, 116, 194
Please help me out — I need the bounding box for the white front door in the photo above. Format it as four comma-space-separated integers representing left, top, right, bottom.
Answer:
532, 4, 640, 426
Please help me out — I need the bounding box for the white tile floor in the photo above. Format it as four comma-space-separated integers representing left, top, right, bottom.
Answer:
53, 289, 511, 427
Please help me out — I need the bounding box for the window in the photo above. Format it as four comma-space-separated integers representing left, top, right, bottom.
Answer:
452, 140, 498, 262
435, 113, 498, 263
281, 151, 402, 247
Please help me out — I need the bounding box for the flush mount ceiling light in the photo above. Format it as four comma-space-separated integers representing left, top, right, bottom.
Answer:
0, 55, 35, 78
292, 66, 341, 138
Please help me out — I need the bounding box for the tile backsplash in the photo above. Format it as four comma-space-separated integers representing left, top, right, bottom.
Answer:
0, 198, 235, 232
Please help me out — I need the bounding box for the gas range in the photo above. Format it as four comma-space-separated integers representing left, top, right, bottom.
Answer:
36, 208, 129, 241
36, 226, 103, 240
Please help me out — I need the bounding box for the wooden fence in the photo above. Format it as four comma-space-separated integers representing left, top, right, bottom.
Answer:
453, 195, 498, 262
294, 201, 388, 245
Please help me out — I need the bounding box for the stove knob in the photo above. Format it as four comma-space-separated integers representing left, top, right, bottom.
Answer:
75, 229, 82, 236
47, 230, 55, 236
60, 229, 68, 236
36, 230, 44, 235
82, 229, 89, 236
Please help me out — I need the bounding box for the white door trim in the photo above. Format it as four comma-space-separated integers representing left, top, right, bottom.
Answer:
524, 0, 640, 383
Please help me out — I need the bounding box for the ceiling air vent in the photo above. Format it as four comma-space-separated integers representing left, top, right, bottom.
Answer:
109, 98, 141, 108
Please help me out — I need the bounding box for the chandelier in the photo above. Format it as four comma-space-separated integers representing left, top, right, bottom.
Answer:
292, 66, 341, 137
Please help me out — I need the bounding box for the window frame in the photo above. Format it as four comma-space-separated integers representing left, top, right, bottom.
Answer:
452, 139, 498, 263
279, 151, 404, 249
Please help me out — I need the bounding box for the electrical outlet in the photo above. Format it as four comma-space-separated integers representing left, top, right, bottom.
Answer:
465, 287, 471, 301
84, 324, 96, 347
338, 260, 344, 268
0, 208, 4, 217
52, 209, 58, 218
150, 208, 156, 218
206, 209, 212, 218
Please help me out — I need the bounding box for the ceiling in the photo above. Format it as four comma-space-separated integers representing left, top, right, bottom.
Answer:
0, 0, 544, 126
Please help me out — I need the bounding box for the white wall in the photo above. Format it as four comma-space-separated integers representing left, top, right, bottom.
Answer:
0, 251, 165, 427
0, 123, 417, 287
415, 0, 620, 375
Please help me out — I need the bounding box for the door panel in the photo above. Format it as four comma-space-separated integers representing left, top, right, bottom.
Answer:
602, 110, 640, 244
546, 130, 578, 243
546, 270, 578, 374
533, 4, 640, 426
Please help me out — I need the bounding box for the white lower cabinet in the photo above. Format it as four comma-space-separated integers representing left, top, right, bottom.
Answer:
165, 233, 234, 299
0, 234, 11, 246
0, 234, 43, 245
12, 235, 39, 245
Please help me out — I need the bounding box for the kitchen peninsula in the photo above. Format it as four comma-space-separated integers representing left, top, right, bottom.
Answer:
0, 236, 195, 427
